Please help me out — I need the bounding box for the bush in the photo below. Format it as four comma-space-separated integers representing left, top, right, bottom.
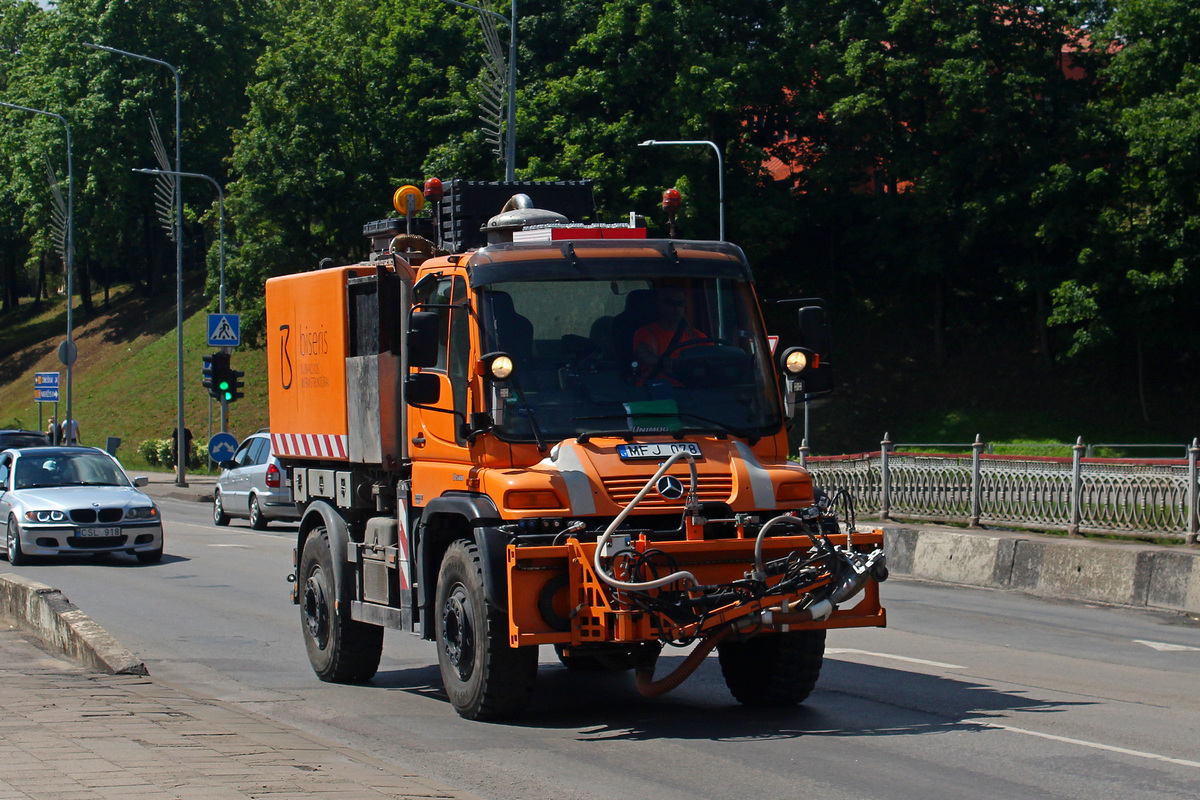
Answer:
137, 438, 162, 465
136, 437, 205, 469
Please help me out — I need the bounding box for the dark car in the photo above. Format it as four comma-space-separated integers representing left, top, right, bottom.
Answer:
0, 430, 51, 450
212, 432, 299, 529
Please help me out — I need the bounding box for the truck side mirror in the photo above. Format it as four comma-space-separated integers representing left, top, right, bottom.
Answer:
405, 372, 441, 406
407, 311, 440, 368
795, 305, 834, 397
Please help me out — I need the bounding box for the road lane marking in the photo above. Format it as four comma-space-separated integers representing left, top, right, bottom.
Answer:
209, 544, 253, 548
974, 721, 1200, 770
1134, 639, 1200, 652
827, 648, 965, 670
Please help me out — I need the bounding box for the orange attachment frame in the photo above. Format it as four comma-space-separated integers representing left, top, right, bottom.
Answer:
506, 529, 887, 648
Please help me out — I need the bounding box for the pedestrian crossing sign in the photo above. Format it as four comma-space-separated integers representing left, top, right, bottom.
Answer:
207, 314, 240, 347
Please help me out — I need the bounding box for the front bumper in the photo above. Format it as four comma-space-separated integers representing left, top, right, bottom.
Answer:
17, 523, 163, 556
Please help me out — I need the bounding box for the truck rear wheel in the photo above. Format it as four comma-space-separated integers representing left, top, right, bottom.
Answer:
717, 629, 826, 707
300, 528, 383, 683
436, 539, 537, 720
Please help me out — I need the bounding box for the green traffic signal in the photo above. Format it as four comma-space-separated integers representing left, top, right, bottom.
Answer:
203, 351, 240, 402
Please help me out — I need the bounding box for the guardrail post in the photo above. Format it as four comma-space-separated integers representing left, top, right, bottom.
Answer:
1069, 436, 1085, 537
880, 432, 892, 520
798, 437, 809, 468
1188, 437, 1198, 546
970, 434, 984, 527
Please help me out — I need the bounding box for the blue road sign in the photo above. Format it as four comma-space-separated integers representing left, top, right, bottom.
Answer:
34, 371, 60, 403
207, 314, 241, 347
208, 432, 239, 464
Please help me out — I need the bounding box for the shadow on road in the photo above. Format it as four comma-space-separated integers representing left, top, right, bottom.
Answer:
363, 650, 1092, 739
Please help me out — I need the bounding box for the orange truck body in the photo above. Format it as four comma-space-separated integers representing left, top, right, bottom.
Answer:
271, 180, 886, 720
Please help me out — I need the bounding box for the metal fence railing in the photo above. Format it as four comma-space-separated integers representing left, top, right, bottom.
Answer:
801, 434, 1200, 544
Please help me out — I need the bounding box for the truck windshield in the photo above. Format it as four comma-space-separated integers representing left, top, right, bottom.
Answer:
481, 277, 781, 443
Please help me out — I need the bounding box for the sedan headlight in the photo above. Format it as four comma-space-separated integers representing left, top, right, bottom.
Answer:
25, 510, 67, 523
125, 506, 159, 520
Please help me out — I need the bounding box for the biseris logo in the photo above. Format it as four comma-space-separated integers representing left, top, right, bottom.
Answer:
278, 325, 293, 390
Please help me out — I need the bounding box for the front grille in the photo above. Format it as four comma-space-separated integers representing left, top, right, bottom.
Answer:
66, 535, 127, 549
68, 508, 124, 523
601, 474, 733, 507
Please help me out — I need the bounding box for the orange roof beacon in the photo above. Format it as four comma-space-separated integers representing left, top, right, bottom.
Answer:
269, 179, 886, 720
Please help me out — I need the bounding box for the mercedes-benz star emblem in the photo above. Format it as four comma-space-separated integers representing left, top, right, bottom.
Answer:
655, 475, 685, 501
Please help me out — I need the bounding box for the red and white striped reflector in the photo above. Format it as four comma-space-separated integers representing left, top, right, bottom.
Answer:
271, 432, 349, 460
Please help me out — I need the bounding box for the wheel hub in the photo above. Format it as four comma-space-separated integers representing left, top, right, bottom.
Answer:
303, 572, 330, 649
441, 586, 475, 681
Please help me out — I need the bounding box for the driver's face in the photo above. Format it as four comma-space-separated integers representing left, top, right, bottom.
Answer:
657, 290, 686, 325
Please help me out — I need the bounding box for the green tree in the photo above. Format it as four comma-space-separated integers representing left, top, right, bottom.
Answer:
1048, 0, 1200, 424
791, 1, 1097, 367
225, 0, 482, 343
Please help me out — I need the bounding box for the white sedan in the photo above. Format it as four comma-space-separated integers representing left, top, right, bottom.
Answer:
0, 447, 163, 565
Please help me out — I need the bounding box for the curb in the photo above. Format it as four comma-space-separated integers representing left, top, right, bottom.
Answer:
881, 525, 1200, 615
0, 573, 147, 675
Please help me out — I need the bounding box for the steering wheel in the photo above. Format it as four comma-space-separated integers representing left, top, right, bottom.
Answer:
649, 337, 730, 379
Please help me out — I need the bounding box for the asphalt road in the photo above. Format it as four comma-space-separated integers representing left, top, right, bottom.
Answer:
11, 495, 1200, 800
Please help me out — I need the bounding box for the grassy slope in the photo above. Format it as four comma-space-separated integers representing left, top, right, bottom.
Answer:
0, 284, 267, 469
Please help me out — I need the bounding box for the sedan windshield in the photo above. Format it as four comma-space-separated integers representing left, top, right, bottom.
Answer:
14, 453, 130, 490
481, 276, 781, 443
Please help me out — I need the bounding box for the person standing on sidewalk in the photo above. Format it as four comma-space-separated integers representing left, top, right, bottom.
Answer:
171, 427, 194, 479
46, 416, 59, 445
60, 418, 80, 445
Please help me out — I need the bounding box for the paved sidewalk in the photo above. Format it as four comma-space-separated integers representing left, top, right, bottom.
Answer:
0, 624, 480, 800
138, 471, 218, 505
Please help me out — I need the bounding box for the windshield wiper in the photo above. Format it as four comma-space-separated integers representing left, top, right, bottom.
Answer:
675, 412, 758, 445
572, 412, 757, 445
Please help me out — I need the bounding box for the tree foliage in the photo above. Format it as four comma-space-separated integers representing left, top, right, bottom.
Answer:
2, 0, 1199, 433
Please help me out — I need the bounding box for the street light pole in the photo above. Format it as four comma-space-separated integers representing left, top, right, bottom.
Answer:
441, 0, 517, 181
0, 100, 75, 428
133, 167, 227, 435
83, 42, 188, 486
638, 139, 725, 241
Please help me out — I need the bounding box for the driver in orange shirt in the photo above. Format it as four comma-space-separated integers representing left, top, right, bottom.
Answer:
633, 286, 705, 379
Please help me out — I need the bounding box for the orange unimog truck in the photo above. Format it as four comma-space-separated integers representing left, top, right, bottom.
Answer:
268, 179, 887, 720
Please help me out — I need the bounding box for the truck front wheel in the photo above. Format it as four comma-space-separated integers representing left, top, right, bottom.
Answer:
717, 629, 826, 707
300, 528, 383, 683
436, 539, 537, 720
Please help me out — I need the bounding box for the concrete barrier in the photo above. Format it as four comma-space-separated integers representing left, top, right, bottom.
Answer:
0, 573, 146, 675
880, 524, 1200, 616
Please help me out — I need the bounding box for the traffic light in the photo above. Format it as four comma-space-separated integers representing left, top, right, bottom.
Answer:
227, 365, 245, 403
202, 352, 229, 400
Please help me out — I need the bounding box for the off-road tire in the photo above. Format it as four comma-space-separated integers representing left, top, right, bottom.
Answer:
248, 494, 267, 530
717, 629, 826, 707
300, 528, 383, 683
6, 516, 27, 566
436, 539, 538, 720
212, 492, 230, 526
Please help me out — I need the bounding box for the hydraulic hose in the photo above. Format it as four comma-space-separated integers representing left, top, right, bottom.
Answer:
635, 624, 734, 698
593, 450, 700, 592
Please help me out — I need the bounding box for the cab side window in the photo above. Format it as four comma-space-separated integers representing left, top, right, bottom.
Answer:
449, 277, 470, 422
